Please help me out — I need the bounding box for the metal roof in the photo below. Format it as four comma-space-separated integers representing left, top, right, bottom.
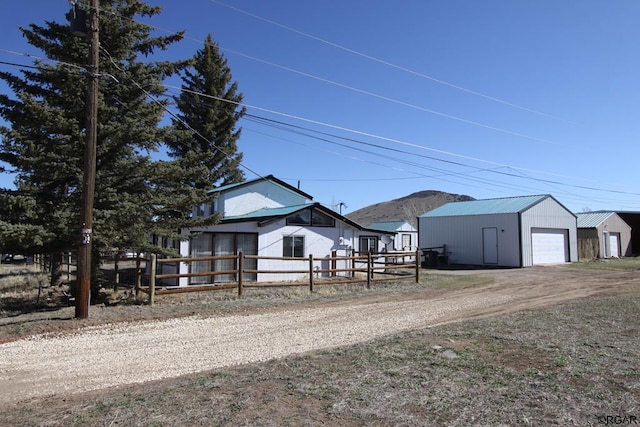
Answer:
576, 212, 615, 228
419, 195, 550, 218
208, 175, 314, 200
222, 204, 310, 221
221, 203, 385, 233
367, 221, 410, 232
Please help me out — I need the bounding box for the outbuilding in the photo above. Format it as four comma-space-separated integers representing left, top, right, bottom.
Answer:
418, 195, 578, 267
367, 220, 418, 252
576, 211, 632, 259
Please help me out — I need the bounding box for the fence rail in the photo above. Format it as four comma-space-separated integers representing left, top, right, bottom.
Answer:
142, 250, 420, 305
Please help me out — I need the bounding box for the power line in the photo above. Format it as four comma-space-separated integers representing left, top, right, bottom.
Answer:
97, 11, 571, 149
208, 0, 572, 123
241, 114, 640, 200
99, 47, 263, 181
161, 84, 640, 201
2, 45, 636, 203
2, 39, 637, 208
0, 60, 41, 70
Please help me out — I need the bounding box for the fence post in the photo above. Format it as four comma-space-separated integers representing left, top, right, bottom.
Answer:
331, 250, 337, 277
309, 254, 314, 293
238, 252, 244, 298
67, 253, 71, 282
367, 252, 372, 289
149, 253, 156, 306
415, 249, 420, 283
114, 251, 120, 290
135, 255, 142, 298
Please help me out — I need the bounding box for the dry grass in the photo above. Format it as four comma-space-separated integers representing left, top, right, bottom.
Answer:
1, 261, 638, 425
1, 291, 637, 426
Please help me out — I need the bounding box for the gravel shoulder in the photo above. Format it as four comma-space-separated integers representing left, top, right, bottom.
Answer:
1, 264, 638, 407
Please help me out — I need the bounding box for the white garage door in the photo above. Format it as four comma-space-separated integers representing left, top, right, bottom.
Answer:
531, 228, 568, 265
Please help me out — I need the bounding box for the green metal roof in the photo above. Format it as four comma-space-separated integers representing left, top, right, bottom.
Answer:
419, 195, 550, 218
222, 204, 310, 221
368, 221, 411, 232
576, 212, 615, 228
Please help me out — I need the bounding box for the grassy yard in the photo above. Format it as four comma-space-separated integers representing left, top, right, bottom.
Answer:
0, 259, 638, 425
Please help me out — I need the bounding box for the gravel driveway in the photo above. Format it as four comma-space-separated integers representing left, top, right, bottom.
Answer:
0, 293, 514, 405
1, 264, 638, 406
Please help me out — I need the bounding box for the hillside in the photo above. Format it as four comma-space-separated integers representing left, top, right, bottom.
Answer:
345, 190, 474, 228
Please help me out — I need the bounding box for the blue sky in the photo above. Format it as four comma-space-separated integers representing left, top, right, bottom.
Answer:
1, 1, 639, 215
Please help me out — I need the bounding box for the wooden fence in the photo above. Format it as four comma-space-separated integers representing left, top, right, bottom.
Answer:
141, 250, 420, 305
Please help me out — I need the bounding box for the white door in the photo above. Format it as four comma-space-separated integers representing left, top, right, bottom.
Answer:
531, 228, 568, 264
483, 227, 498, 264
608, 233, 620, 258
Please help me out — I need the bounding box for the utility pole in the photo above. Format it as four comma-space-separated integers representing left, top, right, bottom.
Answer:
75, 0, 99, 319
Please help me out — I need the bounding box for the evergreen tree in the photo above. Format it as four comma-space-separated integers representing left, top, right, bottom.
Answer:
0, 1, 220, 289
169, 34, 246, 189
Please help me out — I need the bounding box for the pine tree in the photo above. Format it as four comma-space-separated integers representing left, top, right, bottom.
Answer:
169, 34, 246, 189
0, 1, 222, 289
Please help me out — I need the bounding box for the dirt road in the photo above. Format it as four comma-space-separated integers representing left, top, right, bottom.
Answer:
0, 265, 638, 407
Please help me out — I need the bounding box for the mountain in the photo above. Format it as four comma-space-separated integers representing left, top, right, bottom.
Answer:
345, 190, 475, 228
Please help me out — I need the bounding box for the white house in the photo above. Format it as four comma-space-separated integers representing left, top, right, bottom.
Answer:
418, 195, 578, 267
576, 211, 632, 259
159, 175, 393, 285
367, 220, 418, 252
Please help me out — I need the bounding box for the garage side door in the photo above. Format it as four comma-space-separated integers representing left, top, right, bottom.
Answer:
609, 233, 620, 258
531, 228, 568, 265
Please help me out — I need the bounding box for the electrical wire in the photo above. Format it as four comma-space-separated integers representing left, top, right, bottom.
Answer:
98, 9, 573, 149
1, 36, 638, 208
208, 0, 573, 123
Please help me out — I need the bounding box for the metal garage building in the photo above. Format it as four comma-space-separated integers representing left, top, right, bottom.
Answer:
576, 211, 632, 259
418, 195, 578, 267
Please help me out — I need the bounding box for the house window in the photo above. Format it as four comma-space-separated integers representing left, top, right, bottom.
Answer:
286, 208, 335, 227
312, 210, 334, 226
359, 236, 378, 254
283, 235, 304, 257
287, 210, 310, 225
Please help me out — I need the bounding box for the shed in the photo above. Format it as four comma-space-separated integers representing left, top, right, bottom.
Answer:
367, 220, 418, 252
418, 195, 578, 267
576, 212, 632, 259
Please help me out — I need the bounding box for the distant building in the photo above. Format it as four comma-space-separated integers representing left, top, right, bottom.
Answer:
576, 212, 631, 259
367, 220, 418, 252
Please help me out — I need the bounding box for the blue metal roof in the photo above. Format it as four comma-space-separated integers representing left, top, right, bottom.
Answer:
223, 204, 310, 221
367, 221, 408, 232
576, 212, 615, 228
419, 195, 550, 217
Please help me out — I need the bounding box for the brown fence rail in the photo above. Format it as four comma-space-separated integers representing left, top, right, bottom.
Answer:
141, 250, 420, 305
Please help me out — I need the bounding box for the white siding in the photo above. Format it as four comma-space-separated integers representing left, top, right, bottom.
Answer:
393, 223, 418, 251
218, 180, 310, 217
181, 219, 382, 283
520, 197, 577, 266
420, 213, 521, 267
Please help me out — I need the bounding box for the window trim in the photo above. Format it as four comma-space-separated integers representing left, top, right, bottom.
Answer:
359, 236, 379, 254
286, 208, 335, 227
283, 235, 305, 258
